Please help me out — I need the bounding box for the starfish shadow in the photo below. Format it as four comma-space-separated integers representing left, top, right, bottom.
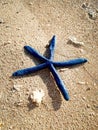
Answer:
42, 46, 62, 110
36, 69, 62, 111
25, 41, 62, 110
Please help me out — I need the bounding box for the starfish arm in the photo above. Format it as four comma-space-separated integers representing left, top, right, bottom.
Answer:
24, 46, 48, 62
49, 35, 56, 60
49, 64, 70, 101
12, 63, 47, 76
53, 58, 87, 67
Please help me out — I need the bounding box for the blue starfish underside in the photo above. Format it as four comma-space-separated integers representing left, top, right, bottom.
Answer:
12, 35, 87, 101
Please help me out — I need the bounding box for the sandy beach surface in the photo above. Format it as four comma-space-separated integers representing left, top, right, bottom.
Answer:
0, 0, 98, 130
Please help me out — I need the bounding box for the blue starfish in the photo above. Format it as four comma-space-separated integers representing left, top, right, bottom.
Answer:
12, 35, 87, 101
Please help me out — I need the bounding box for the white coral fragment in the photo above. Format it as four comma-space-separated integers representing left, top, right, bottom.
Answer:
30, 89, 45, 106
68, 36, 84, 47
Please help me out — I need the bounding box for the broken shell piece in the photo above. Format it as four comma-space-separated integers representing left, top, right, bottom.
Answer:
68, 36, 84, 47
78, 81, 86, 85
79, 48, 84, 53
88, 9, 97, 20
82, 3, 89, 9
30, 89, 45, 106
13, 84, 22, 91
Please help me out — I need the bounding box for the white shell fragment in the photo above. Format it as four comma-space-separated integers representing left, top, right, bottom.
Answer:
82, 3, 97, 20
78, 81, 86, 85
30, 89, 45, 106
68, 36, 84, 47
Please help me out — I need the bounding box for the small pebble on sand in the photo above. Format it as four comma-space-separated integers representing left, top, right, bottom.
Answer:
79, 49, 84, 53
82, 3, 89, 9
82, 96, 86, 100
93, 82, 96, 86
96, 9, 98, 13
13, 84, 22, 92
89, 111, 95, 116
86, 87, 91, 91
59, 68, 66, 72
0, 122, 4, 128
29, 2, 33, 5
0, 18, 4, 24
87, 104, 90, 108
4, 41, 11, 46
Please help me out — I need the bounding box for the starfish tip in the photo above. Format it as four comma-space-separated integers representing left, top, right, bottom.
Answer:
53, 35, 56, 38
83, 58, 88, 63
24, 45, 28, 49
52, 35, 56, 41
12, 72, 17, 76
65, 95, 70, 101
